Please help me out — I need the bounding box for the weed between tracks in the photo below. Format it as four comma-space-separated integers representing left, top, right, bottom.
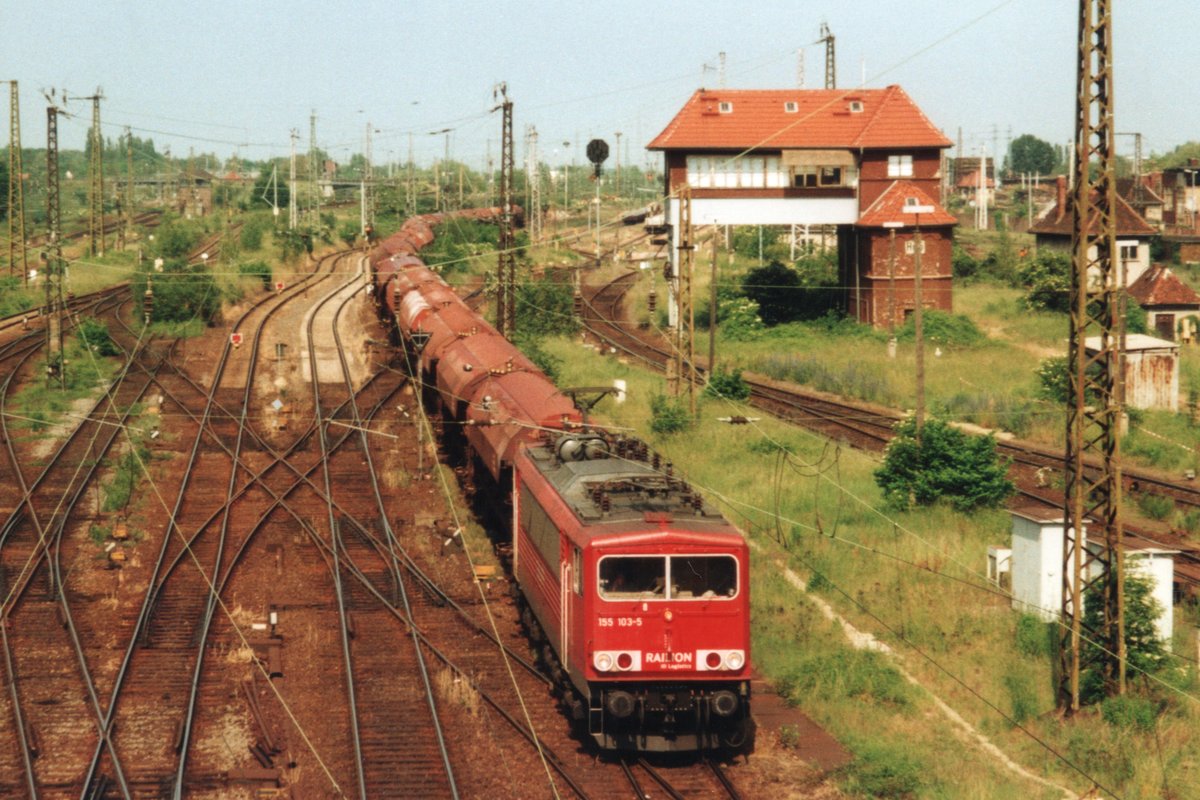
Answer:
539, 334, 1200, 799
434, 667, 482, 717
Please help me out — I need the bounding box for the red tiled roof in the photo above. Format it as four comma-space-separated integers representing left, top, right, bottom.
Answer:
856, 180, 957, 228
955, 169, 995, 189
1028, 190, 1157, 237
1117, 177, 1164, 206
647, 86, 952, 151
1127, 264, 1200, 307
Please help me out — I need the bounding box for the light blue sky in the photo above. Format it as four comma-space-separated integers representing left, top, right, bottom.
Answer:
3, 1, 1191, 169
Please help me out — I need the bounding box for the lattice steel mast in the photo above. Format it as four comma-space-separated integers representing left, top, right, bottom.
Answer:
525, 124, 542, 242
1060, 0, 1125, 713
74, 89, 105, 257
7, 80, 28, 282
672, 185, 696, 414
44, 98, 66, 388
818, 23, 836, 89
495, 83, 515, 338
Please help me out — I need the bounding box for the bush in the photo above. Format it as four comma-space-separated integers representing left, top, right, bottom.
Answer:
846, 742, 923, 797
742, 257, 839, 325
1015, 613, 1053, 658
1080, 573, 1168, 704
1019, 251, 1071, 312
1003, 671, 1038, 724
1137, 492, 1175, 520
512, 332, 562, 381
704, 367, 751, 401
715, 296, 764, 340
1100, 695, 1156, 731
649, 394, 692, 435
240, 217, 267, 251
76, 318, 120, 356
134, 262, 223, 325
238, 260, 272, 290
515, 271, 578, 338
151, 219, 203, 259
895, 309, 984, 347
874, 416, 1014, 512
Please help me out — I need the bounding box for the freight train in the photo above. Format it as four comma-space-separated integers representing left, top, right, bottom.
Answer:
369, 210, 753, 753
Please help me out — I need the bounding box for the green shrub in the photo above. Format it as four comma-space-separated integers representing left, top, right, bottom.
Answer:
1018, 250, 1071, 312
238, 260, 273, 290
704, 367, 751, 401
649, 394, 692, 435
1137, 492, 1174, 520
240, 217, 267, 251
134, 263, 223, 325
1015, 613, 1053, 658
515, 271, 578, 337
895, 309, 984, 347
1003, 671, 1038, 724
874, 416, 1014, 511
716, 296, 764, 340
513, 332, 562, 381
76, 318, 121, 356
1101, 695, 1156, 731
845, 742, 924, 797
1081, 573, 1168, 704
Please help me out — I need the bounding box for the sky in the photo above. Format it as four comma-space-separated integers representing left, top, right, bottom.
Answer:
2, 1, 1194, 171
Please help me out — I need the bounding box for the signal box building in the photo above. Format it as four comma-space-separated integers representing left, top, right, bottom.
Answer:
647, 86, 955, 327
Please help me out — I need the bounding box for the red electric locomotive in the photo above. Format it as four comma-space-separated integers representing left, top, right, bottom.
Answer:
372, 211, 753, 753
513, 435, 753, 752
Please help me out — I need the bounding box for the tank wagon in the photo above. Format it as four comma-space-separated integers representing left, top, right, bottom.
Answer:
370, 210, 753, 752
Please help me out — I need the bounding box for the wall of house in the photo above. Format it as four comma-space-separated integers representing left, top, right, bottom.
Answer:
858, 147, 943, 210
848, 228, 952, 327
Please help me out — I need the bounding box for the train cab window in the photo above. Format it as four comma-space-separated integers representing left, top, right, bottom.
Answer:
670, 555, 738, 599
599, 556, 666, 600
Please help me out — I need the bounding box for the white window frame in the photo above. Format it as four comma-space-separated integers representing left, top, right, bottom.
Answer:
888, 154, 914, 178
849, 100, 864, 113
784, 101, 798, 113
718, 101, 733, 114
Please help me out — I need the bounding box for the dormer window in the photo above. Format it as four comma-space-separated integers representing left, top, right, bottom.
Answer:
718, 101, 733, 114
905, 196, 919, 207
849, 100, 864, 113
784, 101, 798, 113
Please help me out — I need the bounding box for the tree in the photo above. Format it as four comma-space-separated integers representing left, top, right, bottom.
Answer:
742, 260, 801, 326
1018, 251, 1071, 313
1080, 572, 1168, 704
1009, 134, 1057, 175
874, 417, 1013, 512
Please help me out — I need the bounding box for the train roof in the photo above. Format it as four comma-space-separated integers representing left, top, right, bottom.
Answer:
522, 438, 734, 532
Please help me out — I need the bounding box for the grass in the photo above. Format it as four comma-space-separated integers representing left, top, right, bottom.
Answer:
540, 333, 1200, 800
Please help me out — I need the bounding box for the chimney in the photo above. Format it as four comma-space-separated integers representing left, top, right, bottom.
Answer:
1056, 175, 1067, 223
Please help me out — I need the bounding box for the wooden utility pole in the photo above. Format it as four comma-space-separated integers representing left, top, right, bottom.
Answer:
903, 208, 932, 434
709, 228, 718, 374
1060, 0, 1125, 713
885, 222, 901, 358
495, 83, 516, 338
7, 80, 28, 283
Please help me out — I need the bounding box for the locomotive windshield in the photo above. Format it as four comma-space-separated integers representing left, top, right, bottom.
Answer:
598, 555, 737, 601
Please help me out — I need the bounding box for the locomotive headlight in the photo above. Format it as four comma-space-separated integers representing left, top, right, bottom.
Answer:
595, 652, 614, 672
725, 650, 745, 670
605, 690, 636, 719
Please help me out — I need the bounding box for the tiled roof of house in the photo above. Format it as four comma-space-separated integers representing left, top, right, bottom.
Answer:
647, 86, 952, 151
856, 180, 957, 228
1128, 264, 1200, 307
1116, 177, 1165, 206
955, 169, 995, 189
1028, 190, 1157, 237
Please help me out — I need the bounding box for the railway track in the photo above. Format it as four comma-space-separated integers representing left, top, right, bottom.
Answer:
0, 291, 168, 797
578, 268, 1200, 590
